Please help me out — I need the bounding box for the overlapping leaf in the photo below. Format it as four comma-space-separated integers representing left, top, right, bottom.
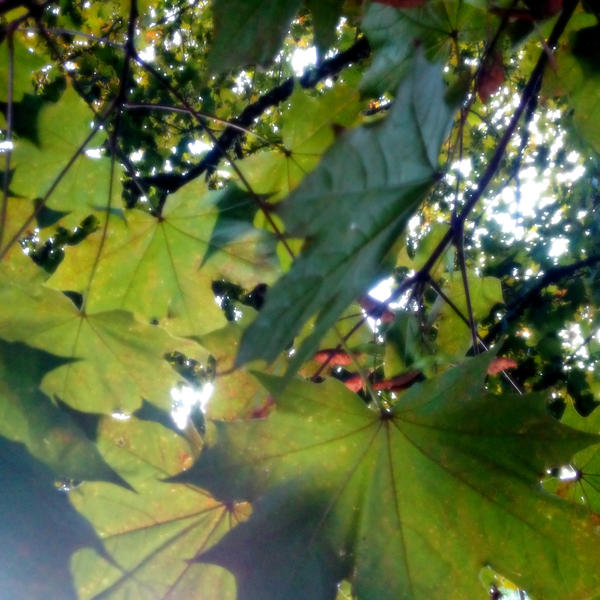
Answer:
8, 86, 120, 224
234, 84, 361, 204
361, 0, 490, 95
177, 355, 600, 600
0, 33, 48, 103
0, 263, 207, 413
70, 417, 244, 599
434, 271, 503, 356
237, 54, 453, 373
208, 0, 301, 72
48, 182, 279, 336
544, 404, 600, 514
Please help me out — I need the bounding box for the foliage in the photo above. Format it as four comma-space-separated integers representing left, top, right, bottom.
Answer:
1, 0, 600, 598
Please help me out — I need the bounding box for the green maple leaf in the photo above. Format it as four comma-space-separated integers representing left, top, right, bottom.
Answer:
0, 33, 48, 103
361, 0, 489, 95
176, 355, 600, 600
543, 402, 600, 514
237, 54, 453, 374
434, 272, 504, 357
48, 181, 279, 337
70, 417, 243, 599
0, 264, 208, 414
234, 84, 361, 204
9, 86, 119, 225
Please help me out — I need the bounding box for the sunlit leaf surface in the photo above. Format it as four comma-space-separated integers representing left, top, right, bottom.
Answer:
49, 181, 278, 336
71, 417, 244, 599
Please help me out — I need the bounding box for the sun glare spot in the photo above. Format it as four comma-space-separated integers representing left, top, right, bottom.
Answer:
170, 382, 214, 429
111, 410, 131, 421
558, 465, 579, 481
290, 46, 316, 76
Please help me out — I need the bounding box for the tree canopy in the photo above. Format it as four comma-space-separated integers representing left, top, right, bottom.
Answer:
2, 0, 600, 598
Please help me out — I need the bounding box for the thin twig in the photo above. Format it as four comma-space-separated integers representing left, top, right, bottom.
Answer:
427, 276, 522, 394
83, 0, 138, 307
0, 113, 111, 259
137, 36, 371, 192
122, 101, 271, 143
455, 225, 479, 353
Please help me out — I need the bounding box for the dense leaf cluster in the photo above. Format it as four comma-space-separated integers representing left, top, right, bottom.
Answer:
2, 0, 600, 598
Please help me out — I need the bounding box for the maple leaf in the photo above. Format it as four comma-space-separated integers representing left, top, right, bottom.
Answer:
175, 354, 600, 600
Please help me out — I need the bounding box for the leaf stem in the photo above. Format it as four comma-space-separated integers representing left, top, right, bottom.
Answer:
122, 102, 272, 143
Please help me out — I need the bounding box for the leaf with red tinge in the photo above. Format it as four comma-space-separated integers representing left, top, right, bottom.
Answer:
478, 51, 505, 103
359, 295, 395, 323
487, 357, 518, 376
374, 0, 427, 7
313, 349, 357, 366
340, 372, 364, 393
372, 369, 422, 391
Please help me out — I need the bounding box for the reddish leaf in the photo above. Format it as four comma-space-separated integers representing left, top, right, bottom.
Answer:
487, 357, 518, 376
477, 52, 505, 103
374, 0, 427, 7
342, 373, 364, 393
359, 295, 395, 323
313, 349, 357, 366
372, 370, 422, 392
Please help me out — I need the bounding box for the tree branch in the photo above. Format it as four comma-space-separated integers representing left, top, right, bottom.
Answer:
137, 36, 371, 193
481, 254, 600, 347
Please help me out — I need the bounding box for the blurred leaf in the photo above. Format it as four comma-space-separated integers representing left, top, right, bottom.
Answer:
361, 0, 488, 95
0, 435, 107, 599
235, 84, 361, 203
306, 0, 345, 55
209, 0, 301, 72
202, 185, 261, 264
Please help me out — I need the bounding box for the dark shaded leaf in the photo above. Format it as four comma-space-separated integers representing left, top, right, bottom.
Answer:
177, 355, 600, 600
202, 185, 261, 264
0, 338, 131, 487
0, 436, 107, 599
209, 0, 301, 72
